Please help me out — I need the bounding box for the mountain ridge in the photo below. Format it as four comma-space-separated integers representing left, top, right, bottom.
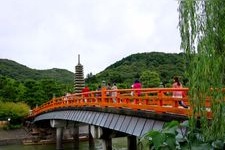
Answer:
0, 58, 74, 84
0, 52, 185, 88
86, 52, 185, 88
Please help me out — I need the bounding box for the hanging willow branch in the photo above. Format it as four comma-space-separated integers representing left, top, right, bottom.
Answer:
178, 0, 225, 141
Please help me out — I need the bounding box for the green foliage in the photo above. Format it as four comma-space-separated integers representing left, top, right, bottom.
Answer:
22, 79, 70, 108
179, 0, 225, 142
0, 76, 73, 108
141, 121, 180, 150
141, 120, 225, 150
86, 52, 185, 88
140, 71, 161, 88
0, 59, 74, 108
0, 102, 30, 126
0, 76, 26, 102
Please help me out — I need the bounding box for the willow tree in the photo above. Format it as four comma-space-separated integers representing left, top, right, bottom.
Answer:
179, 0, 225, 141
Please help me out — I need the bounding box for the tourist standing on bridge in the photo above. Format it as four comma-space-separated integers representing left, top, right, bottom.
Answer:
131, 80, 142, 105
172, 77, 188, 108
96, 85, 101, 97
132, 79, 142, 96
64, 93, 71, 104
111, 83, 118, 102
106, 82, 111, 96
82, 85, 90, 102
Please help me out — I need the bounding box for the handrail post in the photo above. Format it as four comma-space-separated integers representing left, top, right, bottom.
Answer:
116, 91, 120, 104
133, 93, 137, 105
101, 87, 106, 105
158, 90, 163, 106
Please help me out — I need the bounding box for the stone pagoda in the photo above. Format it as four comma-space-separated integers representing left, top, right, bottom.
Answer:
74, 54, 85, 93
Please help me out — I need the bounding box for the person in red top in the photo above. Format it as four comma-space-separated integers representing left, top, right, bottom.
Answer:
132, 79, 142, 96
172, 77, 188, 108
82, 86, 90, 102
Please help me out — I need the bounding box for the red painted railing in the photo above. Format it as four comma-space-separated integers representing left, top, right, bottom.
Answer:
29, 88, 212, 118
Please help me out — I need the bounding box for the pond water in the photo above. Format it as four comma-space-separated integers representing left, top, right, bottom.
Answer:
0, 138, 128, 150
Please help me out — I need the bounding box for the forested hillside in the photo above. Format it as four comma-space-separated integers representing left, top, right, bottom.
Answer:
86, 52, 186, 89
0, 59, 74, 84
0, 59, 74, 108
0, 52, 185, 107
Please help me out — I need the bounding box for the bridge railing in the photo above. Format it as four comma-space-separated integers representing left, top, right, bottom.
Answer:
29, 88, 212, 118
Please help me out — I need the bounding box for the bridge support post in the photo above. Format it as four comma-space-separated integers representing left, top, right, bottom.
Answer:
101, 138, 112, 150
100, 128, 113, 150
72, 124, 79, 150
127, 135, 137, 150
88, 125, 95, 150
56, 127, 64, 150
50, 120, 67, 150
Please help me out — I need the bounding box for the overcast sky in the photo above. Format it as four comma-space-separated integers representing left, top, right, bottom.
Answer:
0, 0, 181, 76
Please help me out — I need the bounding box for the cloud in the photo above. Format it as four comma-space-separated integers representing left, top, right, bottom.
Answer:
0, 0, 181, 76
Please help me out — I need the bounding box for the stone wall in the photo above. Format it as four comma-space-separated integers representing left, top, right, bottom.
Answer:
0, 128, 28, 146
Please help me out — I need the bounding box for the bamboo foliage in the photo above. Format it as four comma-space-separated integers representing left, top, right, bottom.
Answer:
178, 0, 225, 141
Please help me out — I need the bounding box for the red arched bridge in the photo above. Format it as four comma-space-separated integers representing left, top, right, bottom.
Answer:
28, 87, 213, 150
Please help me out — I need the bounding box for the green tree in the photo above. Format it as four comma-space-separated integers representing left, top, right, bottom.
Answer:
0, 102, 30, 126
0, 76, 25, 102
0, 75, 72, 108
40, 79, 64, 100
140, 71, 160, 88
179, 0, 225, 141
23, 79, 45, 108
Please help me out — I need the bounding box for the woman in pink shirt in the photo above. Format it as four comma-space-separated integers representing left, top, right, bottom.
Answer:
172, 77, 188, 108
